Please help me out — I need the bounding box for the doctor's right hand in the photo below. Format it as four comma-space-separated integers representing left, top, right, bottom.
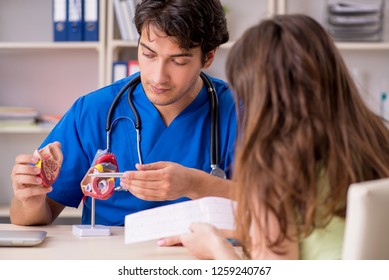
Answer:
11, 141, 62, 209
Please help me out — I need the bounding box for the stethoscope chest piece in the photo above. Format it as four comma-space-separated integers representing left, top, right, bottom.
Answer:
210, 165, 227, 179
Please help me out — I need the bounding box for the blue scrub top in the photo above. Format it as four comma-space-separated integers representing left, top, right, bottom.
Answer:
42, 73, 237, 226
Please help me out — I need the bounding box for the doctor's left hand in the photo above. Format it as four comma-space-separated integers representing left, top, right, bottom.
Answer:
119, 161, 195, 201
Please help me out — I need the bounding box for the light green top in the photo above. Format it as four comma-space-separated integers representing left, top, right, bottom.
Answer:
300, 216, 345, 260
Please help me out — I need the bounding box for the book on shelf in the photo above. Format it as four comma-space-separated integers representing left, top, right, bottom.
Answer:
113, 0, 138, 41
328, 24, 381, 34
0, 119, 37, 127
328, 14, 381, 25
124, 196, 236, 244
329, 32, 383, 42
328, 2, 383, 14
0, 106, 39, 119
113, 0, 130, 40
327, 1, 384, 42
127, 0, 139, 41
121, 0, 138, 41
0, 106, 38, 127
0, 107, 61, 128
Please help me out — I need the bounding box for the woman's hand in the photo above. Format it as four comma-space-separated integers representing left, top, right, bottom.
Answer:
158, 223, 240, 260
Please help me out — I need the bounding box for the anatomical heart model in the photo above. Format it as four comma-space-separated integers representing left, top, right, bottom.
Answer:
80, 149, 118, 200
75, 149, 116, 236
34, 144, 63, 187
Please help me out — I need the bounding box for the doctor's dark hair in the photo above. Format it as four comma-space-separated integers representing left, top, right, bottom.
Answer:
227, 14, 389, 258
134, 0, 229, 64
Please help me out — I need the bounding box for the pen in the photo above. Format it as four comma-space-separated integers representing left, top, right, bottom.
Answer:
88, 172, 125, 178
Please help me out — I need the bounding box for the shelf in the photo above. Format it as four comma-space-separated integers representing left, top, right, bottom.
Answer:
109, 40, 250, 50
220, 41, 389, 51
109, 40, 139, 48
0, 126, 53, 134
336, 42, 389, 51
0, 42, 102, 50
106, 40, 389, 51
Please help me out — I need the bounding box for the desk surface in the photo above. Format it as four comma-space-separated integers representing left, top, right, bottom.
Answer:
0, 223, 195, 260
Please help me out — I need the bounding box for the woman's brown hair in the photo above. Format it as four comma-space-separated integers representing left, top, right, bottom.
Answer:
226, 14, 389, 258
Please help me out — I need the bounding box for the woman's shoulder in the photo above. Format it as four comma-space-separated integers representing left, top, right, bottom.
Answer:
300, 216, 345, 260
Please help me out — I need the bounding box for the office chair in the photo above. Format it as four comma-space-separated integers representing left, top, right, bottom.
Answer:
342, 177, 389, 259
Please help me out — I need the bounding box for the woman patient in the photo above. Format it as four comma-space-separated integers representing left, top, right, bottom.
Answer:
159, 14, 389, 259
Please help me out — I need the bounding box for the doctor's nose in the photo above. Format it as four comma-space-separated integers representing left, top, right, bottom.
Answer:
152, 62, 170, 85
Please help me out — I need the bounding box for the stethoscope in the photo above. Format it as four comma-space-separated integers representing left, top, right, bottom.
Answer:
104, 72, 227, 179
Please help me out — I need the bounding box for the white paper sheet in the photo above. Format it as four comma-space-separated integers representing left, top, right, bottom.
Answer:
124, 197, 236, 244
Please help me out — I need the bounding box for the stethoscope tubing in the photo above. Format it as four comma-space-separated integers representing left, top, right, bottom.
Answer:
105, 72, 225, 178
200, 72, 219, 166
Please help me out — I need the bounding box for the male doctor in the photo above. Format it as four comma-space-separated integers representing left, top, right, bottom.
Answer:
10, 0, 237, 226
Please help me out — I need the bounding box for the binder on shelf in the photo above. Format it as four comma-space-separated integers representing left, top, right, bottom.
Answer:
113, 0, 130, 40
53, 0, 68, 41
112, 61, 128, 82
67, 0, 83, 41
128, 60, 140, 75
83, 0, 99, 41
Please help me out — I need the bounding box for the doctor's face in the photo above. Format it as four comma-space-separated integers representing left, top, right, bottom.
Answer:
137, 25, 213, 118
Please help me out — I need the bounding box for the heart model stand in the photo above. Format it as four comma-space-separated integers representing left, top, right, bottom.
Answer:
72, 197, 111, 237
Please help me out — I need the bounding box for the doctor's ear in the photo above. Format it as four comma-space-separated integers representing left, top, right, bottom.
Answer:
203, 49, 217, 69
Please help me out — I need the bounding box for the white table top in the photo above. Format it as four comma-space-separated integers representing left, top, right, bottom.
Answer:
0, 223, 195, 260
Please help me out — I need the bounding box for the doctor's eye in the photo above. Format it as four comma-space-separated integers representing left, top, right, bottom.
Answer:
142, 52, 155, 59
172, 59, 189, 66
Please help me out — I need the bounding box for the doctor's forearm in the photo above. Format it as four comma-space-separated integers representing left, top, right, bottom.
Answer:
187, 168, 235, 199
10, 197, 53, 226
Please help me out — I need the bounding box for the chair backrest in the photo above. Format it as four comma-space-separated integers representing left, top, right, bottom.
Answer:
342, 178, 389, 259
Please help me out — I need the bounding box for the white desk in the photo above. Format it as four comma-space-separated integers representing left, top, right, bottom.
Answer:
0, 224, 195, 260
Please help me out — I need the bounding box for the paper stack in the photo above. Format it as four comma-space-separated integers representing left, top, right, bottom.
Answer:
327, 1, 385, 42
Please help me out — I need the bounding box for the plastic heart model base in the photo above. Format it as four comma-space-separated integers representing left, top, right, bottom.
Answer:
34, 145, 63, 188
